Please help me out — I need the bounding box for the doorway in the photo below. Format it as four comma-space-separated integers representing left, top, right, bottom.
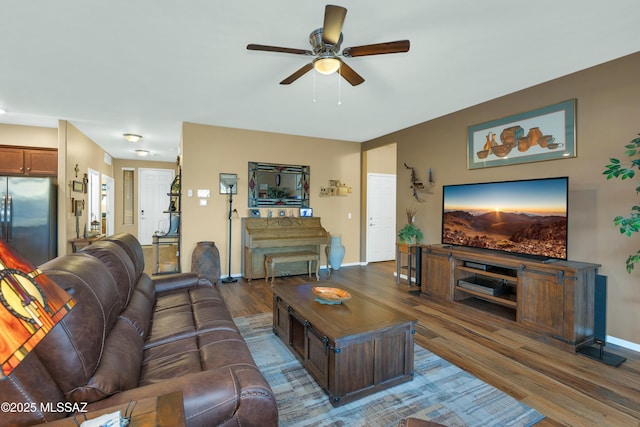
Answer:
87, 168, 101, 234
101, 174, 115, 236
138, 168, 175, 245
366, 173, 397, 262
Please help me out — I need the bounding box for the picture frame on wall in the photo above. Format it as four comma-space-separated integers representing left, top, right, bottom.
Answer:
71, 180, 84, 193
467, 99, 576, 169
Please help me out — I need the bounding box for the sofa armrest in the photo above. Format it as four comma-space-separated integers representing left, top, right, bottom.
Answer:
153, 272, 213, 294
83, 367, 277, 427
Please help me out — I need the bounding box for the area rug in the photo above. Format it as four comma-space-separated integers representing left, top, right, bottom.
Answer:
234, 312, 545, 427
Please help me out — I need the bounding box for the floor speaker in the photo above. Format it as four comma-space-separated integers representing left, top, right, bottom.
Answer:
577, 274, 626, 367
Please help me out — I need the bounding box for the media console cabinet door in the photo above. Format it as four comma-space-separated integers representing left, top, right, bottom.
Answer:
519, 270, 564, 336
422, 248, 452, 299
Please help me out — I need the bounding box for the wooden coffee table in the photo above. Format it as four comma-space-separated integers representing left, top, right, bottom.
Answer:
272, 283, 417, 406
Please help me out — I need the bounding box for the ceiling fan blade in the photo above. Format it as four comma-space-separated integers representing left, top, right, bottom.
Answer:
322, 5, 347, 45
342, 40, 410, 57
247, 44, 313, 56
338, 60, 364, 86
280, 63, 314, 85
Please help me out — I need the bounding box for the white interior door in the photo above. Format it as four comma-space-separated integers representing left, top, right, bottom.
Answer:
138, 168, 174, 245
87, 168, 101, 232
102, 174, 115, 236
366, 173, 397, 262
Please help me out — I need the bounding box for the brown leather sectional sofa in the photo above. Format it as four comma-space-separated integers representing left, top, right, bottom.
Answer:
0, 233, 278, 426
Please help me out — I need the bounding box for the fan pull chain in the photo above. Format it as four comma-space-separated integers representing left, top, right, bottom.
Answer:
313, 70, 317, 103
338, 65, 342, 105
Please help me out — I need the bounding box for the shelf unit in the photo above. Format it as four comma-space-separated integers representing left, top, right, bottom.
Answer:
454, 263, 518, 310
421, 244, 600, 352
152, 170, 181, 274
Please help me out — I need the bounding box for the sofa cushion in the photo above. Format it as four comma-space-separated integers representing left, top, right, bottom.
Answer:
139, 329, 255, 385
119, 287, 153, 338
101, 233, 145, 278
80, 240, 137, 310
0, 351, 67, 425
36, 255, 122, 395
146, 288, 239, 349
69, 317, 144, 403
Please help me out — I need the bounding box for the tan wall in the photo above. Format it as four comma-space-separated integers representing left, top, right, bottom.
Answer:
363, 52, 640, 346
111, 158, 178, 239
365, 143, 397, 174
60, 121, 114, 252
181, 122, 361, 275
0, 123, 58, 148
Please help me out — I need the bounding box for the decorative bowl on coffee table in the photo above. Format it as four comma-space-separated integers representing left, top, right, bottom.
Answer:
312, 287, 351, 304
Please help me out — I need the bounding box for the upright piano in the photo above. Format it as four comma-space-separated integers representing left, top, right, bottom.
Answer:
242, 217, 328, 280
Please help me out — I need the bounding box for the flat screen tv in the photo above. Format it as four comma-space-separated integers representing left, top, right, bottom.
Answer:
442, 177, 568, 260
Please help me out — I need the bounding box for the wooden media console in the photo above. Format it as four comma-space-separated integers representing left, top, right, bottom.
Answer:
421, 244, 600, 352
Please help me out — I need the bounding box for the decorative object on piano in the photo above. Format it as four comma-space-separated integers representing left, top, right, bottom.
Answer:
398, 223, 423, 244
326, 233, 345, 272
249, 209, 261, 218
279, 209, 286, 217
404, 163, 434, 202
319, 180, 352, 197
0, 240, 75, 379
220, 173, 239, 283
312, 286, 351, 305
220, 173, 238, 194
248, 162, 310, 207
192, 241, 221, 285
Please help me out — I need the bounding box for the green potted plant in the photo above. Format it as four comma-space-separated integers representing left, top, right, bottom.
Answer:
603, 133, 640, 272
398, 223, 423, 244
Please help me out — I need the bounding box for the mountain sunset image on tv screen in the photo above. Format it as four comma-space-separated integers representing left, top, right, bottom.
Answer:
442, 177, 568, 259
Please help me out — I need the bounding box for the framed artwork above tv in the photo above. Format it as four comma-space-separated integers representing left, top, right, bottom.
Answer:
467, 99, 576, 169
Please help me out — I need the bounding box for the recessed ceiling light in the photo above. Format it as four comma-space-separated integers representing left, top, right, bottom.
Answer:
123, 133, 143, 143
135, 149, 150, 157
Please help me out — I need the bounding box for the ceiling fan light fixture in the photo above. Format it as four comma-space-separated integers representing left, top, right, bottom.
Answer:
123, 133, 143, 143
313, 56, 340, 75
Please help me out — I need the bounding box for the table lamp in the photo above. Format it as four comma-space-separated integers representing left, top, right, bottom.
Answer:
0, 241, 75, 379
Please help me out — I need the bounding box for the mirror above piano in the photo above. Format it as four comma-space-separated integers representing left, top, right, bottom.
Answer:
248, 162, 310, 208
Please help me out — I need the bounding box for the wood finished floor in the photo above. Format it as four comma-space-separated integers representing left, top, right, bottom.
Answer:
213, 261, 640, 427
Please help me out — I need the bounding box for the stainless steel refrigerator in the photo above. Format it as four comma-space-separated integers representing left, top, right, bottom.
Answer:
0, 177, 57, 266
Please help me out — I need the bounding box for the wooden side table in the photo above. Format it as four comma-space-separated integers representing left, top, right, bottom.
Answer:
38, 392, 185, 427
396, 243, 421, 286
69, 235, 104, 253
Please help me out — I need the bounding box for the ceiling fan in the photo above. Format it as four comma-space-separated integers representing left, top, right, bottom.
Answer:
247, 4, 410, 86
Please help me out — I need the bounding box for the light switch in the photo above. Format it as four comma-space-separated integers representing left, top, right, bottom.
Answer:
197, 189, 210, 198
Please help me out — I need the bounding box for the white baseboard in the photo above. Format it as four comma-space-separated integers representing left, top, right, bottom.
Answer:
394, 272, 419, 284
607, 335, 640, 353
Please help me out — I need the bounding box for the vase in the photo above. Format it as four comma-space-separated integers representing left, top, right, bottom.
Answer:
191, 241, 221, 285
327, 234, 345, 271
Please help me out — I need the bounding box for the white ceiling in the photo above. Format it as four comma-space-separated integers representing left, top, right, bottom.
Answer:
1, 1, 639, 162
